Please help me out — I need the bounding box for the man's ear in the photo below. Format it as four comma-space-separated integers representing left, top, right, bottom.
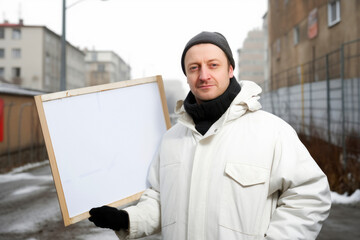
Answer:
228, 65, 234, 78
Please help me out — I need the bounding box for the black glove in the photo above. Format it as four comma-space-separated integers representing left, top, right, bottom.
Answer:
89, 206, 129, 231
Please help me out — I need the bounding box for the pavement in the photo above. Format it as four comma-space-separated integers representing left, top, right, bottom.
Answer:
317, 203, 360, 240
0, 163, 359, 240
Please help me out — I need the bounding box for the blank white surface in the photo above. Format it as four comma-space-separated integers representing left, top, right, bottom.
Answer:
42, 82, 167, 218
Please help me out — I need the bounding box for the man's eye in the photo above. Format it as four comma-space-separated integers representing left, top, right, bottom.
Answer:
210, 63, 218, 68
190, 66, 198, 71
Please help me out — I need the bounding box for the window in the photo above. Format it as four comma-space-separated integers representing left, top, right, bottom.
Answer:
0, 28, 4, 39
293, 26, 300, 45
0, 68, 4, 79
91, 52, 97, 61
12, 67, 21, 77
12, 28, 21, 39
98, 63, 105, 72
0, 49, 4, 58
297, 66, 302, 83
276, 38, 281, 53
12, 48, 21, 58
46, 52, 51, 63
45, 34, 51, 43
45, 75, 51, 86
274, 38, 281, 60
12, 67, 21, 84
328, 0, 341, 27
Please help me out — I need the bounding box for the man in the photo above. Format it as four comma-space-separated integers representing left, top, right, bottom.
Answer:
89, 31, 331, 240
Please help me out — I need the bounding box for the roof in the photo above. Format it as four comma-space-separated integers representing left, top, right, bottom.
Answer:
0, 23, 23, 27
0, 83, 47, 97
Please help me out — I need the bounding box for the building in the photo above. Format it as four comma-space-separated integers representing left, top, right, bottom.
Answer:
163, 79, 187, 125
84, 50, 131, 86
263, 0, 360, 168
268, 0, 360, 89
0, 20, 85, 92
0, 83, 46, 172
237, 29, 265, 86
262, 12, 270, 93
265, 0, 360, 194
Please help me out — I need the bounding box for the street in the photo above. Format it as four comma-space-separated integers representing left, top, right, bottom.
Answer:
0, 162, 160, 240
0, 162, 359, 240
318, 204, 360, 240
0, 162, 122, 240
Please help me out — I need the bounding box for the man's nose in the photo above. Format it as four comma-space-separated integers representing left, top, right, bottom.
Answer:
199, 66, 210, 80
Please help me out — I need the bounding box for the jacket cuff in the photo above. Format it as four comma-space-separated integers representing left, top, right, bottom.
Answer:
125, 206, 140, 239
114, 229, 129, 240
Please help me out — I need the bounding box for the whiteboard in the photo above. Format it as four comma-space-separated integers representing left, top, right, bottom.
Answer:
35, 75, 171, 226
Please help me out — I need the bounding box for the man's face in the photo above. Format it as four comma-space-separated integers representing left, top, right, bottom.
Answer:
184, 43, 234, 104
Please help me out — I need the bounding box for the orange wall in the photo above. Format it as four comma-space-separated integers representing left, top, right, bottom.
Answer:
0, 94, 44, 155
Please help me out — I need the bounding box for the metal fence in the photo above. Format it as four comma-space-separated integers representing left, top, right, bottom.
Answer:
259, 38, 360, 168
0, 100, 47, 173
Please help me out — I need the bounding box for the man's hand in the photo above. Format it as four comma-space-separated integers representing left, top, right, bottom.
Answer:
89, 206, 129, 231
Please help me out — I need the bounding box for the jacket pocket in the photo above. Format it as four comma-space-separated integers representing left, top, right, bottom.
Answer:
219, 163, 269, 236
225, 163, 268, 187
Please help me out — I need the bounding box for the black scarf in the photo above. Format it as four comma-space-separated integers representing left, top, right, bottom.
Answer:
184, 77, 241, 135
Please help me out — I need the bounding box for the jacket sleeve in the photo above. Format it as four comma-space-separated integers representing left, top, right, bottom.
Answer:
265, 126, 331, 240
115, 153, 161, 239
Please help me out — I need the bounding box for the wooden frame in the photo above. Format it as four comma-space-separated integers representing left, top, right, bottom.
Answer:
35, 75, 171, 226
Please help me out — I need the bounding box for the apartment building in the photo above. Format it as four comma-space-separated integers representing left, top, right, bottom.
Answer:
0, 20, 85, 92
84, 50, 131, 86
268, 0, 360, 88
237, 29, 265, 86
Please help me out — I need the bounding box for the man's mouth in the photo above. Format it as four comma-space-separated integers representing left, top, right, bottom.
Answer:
199, 85, 213, 89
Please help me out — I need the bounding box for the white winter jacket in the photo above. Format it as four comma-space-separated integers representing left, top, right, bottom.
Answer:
117, 80, 331, 240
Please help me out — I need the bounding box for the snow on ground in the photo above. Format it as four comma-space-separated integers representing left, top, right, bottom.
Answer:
80, 231, 125, 240
0, 161, 52, 183
9, 160, 49, 174
4, 199, 60, 234
11, 185, 48, 196
0, 160, 58, 234
0, 172, 52, 183
331, 190, 360, 205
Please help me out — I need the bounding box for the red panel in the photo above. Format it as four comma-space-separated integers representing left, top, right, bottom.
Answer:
0, 98, 4, 142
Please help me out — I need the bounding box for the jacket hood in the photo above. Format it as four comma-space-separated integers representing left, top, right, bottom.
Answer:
175, 80, 262, 127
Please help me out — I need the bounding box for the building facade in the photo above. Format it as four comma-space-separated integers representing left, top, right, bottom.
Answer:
163, 79, 187, 125
237, 29, 265, 86
0, 84, 46, 172
268, 0, 360, 89
84, 50, 131, 86
0, 20, 85, 92
264, 0, 360, 193
262, 12, 270, 92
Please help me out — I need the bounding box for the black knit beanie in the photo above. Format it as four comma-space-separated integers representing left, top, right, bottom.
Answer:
181, 31, 235, 75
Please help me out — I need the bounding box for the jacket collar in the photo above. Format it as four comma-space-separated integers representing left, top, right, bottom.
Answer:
175, 80, 262, 136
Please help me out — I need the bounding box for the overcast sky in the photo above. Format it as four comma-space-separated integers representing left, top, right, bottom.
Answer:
0, 0, 267, 84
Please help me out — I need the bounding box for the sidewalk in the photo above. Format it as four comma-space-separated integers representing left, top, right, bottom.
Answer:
317, 203, 360, 239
